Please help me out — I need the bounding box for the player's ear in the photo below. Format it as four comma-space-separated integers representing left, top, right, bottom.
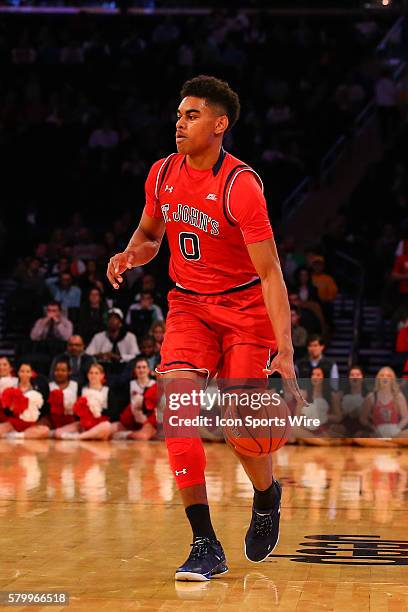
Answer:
214, 114, 229, 135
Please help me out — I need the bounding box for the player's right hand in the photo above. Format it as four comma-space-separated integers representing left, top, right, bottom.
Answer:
107, 250, 136, 289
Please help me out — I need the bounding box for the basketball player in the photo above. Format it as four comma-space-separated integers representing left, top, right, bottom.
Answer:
107, 75, 303, 581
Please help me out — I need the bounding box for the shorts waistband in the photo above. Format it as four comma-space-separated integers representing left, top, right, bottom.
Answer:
173, 277, 261, 296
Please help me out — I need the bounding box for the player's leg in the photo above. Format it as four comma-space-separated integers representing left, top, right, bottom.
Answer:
160, 369, 228, 581
157, 294, 227, 580
219, 341, 282, 562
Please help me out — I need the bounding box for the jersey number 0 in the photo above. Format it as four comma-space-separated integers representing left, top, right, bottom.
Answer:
179, 232, 201, 261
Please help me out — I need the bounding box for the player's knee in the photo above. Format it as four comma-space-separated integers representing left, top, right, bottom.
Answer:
166, 437, 206, 489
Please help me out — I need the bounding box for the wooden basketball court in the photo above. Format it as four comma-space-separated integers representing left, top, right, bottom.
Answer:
0, 439, 407, 611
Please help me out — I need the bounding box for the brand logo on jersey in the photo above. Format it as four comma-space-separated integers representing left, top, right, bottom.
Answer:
205, 193, 218, 201
175, 468, 187, 476
164, 184, 174, 193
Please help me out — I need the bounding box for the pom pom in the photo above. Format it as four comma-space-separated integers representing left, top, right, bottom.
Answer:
19, 390, 43, 423
49, 389, 65, 416
1, 387, 28, 415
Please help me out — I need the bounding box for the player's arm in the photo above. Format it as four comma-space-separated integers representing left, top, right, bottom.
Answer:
247, 237, 304, 403
107, 212, 165, 289
247, 237, 293, 357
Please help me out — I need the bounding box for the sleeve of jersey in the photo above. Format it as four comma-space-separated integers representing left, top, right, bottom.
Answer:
143, 158, 166, 219
228, 171, 273, 245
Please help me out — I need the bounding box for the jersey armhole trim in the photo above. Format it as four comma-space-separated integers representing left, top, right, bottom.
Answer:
222, 165, 264, 226
154, 153, 178, 200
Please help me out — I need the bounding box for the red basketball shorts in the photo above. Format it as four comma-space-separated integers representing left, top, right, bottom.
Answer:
157, 282, 277, 380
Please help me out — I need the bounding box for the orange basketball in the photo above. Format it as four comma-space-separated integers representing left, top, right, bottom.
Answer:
221, 392, 291, 457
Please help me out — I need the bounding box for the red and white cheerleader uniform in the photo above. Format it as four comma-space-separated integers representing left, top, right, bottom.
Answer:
120, 379, 158, 431
0, 376, 18, 422
1, 387, 44, 432
73, 386, 110, 431
48, 381, 79, 429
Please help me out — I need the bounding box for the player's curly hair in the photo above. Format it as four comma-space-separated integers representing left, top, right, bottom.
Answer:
180, 75, 240, 130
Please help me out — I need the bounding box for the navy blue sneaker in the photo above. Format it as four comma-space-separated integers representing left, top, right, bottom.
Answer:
175, 537, 228, 581
244, 479, 282, 563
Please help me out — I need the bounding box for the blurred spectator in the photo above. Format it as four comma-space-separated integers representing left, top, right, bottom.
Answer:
50, 335, 96, 385
340, 365, 368, 435
296, 334, 339, 390
150, 321, 166, 354
48, 256, 73, 282
13, 256, 47, 294
65, 212, 85, 244
310, 255, 338, 324
78, 288, 108, 344
89, 118, 119, 149
138, 335, 160, 372
391, 244, 408, 307
358, 367, 408, 440
133, 274, 165, 309
9, 257, 50, 333
71, 228, 102, 261
291, 306, 308, 360
310, 256, 338, 302
291, 266, 320, 303
289, 293, 324, 335
126, 290, 164, 340
280, 237, 306, 285
86, 308, 139, 363
77, 260, 105, 294
46, 272, 82, 311
296, 367, 342, 444
30, 302, 73, 344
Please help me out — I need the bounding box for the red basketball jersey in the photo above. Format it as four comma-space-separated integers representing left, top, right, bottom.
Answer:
143, 148, 273, 294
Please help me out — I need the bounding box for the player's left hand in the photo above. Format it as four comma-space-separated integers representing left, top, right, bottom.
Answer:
263, 349, 308, 408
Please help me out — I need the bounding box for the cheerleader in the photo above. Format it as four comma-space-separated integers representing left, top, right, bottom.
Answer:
296, 367, 343, 445
48, 359, 79, 430
112, 357, 158, 441
356, 367, 408, 446
0, 356, 18, 423
149, 321, 166, 354
0, 362, 49, 439
55, 364, 117, 440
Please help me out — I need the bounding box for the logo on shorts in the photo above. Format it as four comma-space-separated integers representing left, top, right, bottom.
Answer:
175, 468, 188, 476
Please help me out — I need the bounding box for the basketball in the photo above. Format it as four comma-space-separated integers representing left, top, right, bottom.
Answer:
221, 391, 291, 457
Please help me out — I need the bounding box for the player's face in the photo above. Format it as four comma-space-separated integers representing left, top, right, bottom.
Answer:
176, 96, 225, 155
